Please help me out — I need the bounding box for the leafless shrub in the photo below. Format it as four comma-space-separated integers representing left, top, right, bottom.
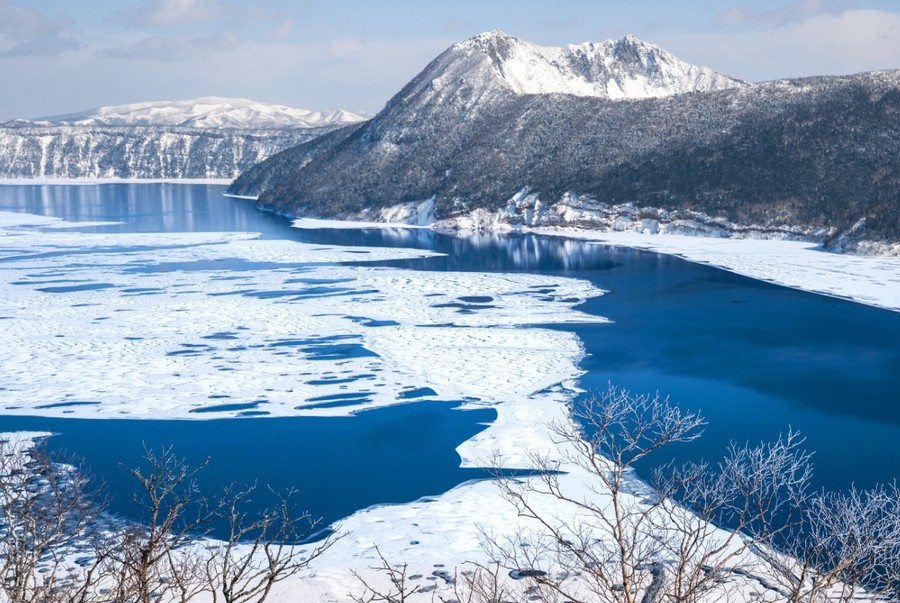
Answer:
759, 482, 900, 602
350, 545, 426, 603
487, 386, 826, 603
205, 484, 337, 603
0, 441, 336, 603
0, 436, 103, 603
441, 560, 527, 603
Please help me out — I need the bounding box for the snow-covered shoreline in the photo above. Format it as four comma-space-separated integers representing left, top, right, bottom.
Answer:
531, 228, 900, 313
9, 179, 895, 315
289, 212, 900, 313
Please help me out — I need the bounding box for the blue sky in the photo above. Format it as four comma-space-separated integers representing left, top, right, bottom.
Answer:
1, 0, 899, 121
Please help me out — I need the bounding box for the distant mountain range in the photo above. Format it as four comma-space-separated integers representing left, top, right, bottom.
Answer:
0, 98, 366, 179
23, 97, 367, 130
229, 31, 900, 253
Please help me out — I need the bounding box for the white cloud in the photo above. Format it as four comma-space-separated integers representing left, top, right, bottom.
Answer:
101, 29, 241, 61
108, 0, 228, 28
716, 0, 855, 28
0, 1, 81, 57
662, 8, 900, 81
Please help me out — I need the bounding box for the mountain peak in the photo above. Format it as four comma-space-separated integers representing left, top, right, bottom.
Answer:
434, 31, 745, 101
467, 29, 517, 45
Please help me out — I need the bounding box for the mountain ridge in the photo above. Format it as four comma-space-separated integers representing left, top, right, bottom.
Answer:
450, 30, 747, 99
12, 97, 368, 130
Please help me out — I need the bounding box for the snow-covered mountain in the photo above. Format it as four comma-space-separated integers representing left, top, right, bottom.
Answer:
426, 30, 745, 100
28, 97, 368, 130
0, 98, 367, 179
230, 31, 900, 252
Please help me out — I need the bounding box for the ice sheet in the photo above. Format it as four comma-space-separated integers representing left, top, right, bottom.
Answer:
0, 211, 605, 425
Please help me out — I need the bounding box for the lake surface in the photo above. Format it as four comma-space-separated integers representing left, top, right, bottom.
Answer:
0, 403, 494, 537
1, 183, 898, 532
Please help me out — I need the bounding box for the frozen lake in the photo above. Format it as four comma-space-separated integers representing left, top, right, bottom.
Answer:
1, 182, 898, 538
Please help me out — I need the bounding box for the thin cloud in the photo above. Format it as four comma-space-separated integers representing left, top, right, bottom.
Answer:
716, 0, 856, 28
0, 1, 81, 57
108, 0, 228, 28
666, 8, 900, 81
102, 30, 241, 61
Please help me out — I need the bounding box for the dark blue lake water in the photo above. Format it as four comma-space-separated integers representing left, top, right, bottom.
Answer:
0, 403, 493, 536
1, 183, 899, 533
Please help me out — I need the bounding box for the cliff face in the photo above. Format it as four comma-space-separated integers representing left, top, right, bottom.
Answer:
0, 97, 367, 180
229, 32, 900, 253
0, 125, 331, 179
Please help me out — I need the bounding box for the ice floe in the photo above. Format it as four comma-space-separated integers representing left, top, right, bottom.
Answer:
0, 210, 605, 424
2, 208, 878, 601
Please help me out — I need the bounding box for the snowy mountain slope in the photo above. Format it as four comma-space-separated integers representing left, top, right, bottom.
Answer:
232, 31, 744, 199
27, 97, 368, 130
230, 31, 900, 252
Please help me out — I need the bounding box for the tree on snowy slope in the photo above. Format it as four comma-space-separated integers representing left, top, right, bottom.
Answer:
485, 387, 900, 602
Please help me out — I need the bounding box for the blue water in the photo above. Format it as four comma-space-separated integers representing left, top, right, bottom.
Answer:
0, 403, 495, 537
1, 182, 899, 531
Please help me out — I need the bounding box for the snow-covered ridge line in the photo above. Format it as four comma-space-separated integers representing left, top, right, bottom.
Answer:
444, 30, 745, 100
15, 97, 368, 130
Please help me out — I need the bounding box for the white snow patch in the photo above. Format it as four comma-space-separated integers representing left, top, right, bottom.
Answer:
376, 197, 436, 226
